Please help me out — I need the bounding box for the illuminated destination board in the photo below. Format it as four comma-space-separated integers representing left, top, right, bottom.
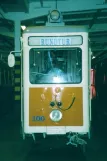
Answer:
28, 36, 82, 46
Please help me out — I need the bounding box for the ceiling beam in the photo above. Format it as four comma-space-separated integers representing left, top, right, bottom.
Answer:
0, 50, 11, 55
0, 0, 29, 13
17, 0, 29, 13
63, 17, 93, 22
40, 0, 43, 8
92, 46, 107, 52
90, 37, 107, 43
0, 34, 13, 47
89, 24, 107, 32
0, 31, 14, 38
89, 9, 101, 29
0, 18, 14, 31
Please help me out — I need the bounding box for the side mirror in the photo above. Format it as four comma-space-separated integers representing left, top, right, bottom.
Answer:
8, 53, 15, 67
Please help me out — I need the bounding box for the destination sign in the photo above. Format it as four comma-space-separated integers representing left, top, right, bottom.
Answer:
28, 36, 82, 46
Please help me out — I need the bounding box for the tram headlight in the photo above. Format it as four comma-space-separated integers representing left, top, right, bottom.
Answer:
50, 10, 60, 21
50, 110, 62, 122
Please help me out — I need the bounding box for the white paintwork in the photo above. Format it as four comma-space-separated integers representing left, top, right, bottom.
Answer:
22, 25, 90, 135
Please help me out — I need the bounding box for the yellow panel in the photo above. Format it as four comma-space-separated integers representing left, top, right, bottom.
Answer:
15, 95, 20, 100
15, 61, 20, 65
15, 86, 20, 92
15, 78, 20, 83
29, 87, 83, 126
15, 70, 20, 74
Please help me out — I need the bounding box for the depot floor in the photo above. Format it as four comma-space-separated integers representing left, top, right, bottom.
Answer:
0, 104, 107, 161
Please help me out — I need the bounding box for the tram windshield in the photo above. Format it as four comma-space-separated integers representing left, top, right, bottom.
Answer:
29, 48, 82, 84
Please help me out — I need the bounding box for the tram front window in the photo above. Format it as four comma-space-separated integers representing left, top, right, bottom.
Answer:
29, 48, 82, 84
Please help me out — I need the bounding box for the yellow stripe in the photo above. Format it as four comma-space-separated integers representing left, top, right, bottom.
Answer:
15, 70, 20, 74
15, 61, 20, 65
15, 86, 20, 92
15, 95, 20, 100
15, 78, 20, 83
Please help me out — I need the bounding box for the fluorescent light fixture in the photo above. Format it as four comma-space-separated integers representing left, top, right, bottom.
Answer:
92, 56, 96, 59
21, 25, 26, 30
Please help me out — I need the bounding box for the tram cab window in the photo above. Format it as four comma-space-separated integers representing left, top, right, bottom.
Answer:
29, 48, 82, 84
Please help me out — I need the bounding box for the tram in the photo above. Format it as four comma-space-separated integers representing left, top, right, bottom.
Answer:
8, 10, 91, 146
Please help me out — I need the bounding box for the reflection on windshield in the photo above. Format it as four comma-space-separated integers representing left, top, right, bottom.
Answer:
29, 48, 82, 84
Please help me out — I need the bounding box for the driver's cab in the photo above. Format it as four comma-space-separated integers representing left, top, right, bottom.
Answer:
29, 48, 82, 84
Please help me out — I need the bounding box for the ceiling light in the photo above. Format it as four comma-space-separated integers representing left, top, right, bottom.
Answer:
92, 56, 96, 59
21, 25, 26, 30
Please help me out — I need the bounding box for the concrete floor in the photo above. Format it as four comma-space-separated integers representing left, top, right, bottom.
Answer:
0, 105, 107, 161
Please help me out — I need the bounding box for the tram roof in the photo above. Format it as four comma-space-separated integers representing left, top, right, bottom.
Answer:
23, 25, 88, 34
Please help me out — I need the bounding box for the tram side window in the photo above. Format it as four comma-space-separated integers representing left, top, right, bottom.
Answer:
29, 48, 82, 84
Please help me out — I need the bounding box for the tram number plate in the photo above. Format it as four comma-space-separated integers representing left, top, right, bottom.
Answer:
32, 116, 45, 121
